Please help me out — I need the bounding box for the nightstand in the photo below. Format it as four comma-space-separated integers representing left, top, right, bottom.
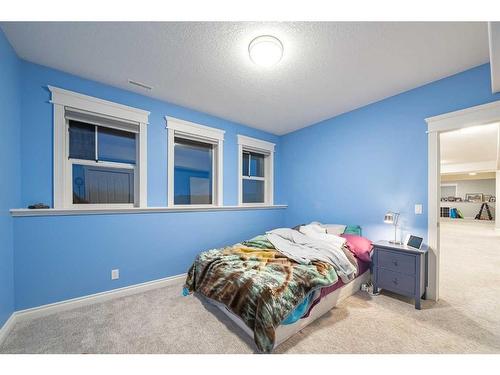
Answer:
372, 240, 428, 309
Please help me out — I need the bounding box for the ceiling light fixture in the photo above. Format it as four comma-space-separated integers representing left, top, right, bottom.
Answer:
468, 172, 477, 176
248, 35, 283, 67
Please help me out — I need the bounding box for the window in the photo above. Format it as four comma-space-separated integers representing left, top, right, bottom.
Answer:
50, 86, 149, 208
68, 120, 136, 205
166, 116, 224, 206
238, 135, 275, 205
242, 151, 265, 203
174, 137, 213, 205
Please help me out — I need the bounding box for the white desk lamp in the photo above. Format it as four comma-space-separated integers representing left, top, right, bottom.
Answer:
384, 211, 402, 245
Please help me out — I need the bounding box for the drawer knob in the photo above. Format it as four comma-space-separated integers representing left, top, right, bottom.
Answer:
392, 278, 398, 285
392, 260, 398, 266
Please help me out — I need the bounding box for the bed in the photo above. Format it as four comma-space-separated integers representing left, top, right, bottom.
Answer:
206, 259, 370, 350
184, 224, 372, 353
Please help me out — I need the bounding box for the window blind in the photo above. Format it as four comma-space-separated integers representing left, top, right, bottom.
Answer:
65, 107, 140, 134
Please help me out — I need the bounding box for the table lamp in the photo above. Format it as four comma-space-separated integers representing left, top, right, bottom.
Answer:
384, 211, 402, 244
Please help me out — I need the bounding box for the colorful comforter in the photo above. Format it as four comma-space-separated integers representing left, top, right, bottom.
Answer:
184, 234, 353, 353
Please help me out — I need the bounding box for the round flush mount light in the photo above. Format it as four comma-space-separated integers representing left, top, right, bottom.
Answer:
248, 35, 283, 67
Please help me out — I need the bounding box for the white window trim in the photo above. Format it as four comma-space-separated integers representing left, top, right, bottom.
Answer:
165, 116, 225, 207
49, 86, 150, 209
10, 204, 288, 217
237, 135, 275, 206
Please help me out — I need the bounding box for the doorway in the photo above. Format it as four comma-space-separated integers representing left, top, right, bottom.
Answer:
426, 100, 500, 301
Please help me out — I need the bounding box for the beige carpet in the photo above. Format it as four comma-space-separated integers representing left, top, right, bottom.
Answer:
1, 220, 499, 354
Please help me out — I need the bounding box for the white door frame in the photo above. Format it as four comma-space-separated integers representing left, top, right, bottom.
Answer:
425, 99, 500, 301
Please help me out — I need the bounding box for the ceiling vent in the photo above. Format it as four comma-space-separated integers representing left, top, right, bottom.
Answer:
128, 79, 153, 90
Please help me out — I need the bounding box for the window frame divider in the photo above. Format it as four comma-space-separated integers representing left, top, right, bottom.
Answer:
69, 158, 136, 170
94, 125, 98, 162
242, 176, 266, 181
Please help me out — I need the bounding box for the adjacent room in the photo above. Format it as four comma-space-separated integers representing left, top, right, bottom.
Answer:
1, 19, 500, 358
440, 124, 497, 223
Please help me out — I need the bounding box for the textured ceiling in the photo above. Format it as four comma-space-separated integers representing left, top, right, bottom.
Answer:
441, 124, 498, 165
1, 22, 490, 135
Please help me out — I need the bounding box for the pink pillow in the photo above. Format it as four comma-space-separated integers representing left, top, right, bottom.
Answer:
340, 234, 373, 263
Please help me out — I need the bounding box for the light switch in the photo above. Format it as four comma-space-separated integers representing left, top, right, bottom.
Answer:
415, 204, 423, 215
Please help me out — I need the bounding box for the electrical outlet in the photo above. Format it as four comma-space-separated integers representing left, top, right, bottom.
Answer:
415, 204, 423, 215
111, 269, 119, 280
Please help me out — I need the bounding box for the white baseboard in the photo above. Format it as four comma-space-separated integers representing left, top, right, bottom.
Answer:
0, 273, 186, 346
0, 313, 16, 346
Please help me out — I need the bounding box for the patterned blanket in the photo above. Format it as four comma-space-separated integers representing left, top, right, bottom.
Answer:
184, 235, 340, 353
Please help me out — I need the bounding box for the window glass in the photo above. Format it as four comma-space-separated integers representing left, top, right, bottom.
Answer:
242, 152, 250, 176
98, 127, 136, 164
72, 164, 134, 204
243, 179, 265, 203
249, 152, 264, 177
242, 151, 264, 177
174, 137, 213, 205
69, 120, 95, 160
69, 120, 136, 164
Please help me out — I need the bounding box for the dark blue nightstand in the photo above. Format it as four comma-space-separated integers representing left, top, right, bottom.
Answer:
372, 240, 428, 309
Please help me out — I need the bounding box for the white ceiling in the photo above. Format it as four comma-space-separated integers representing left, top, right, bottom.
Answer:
489, 22, 500, 93
441, 123, 498, 166
1, 22, 490, 135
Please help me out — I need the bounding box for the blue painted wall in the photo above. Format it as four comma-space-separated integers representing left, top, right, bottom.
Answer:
0, 31, 21, 327
281, 64, 500, 242
12, 60, 286, 310
13, 209, 284, 310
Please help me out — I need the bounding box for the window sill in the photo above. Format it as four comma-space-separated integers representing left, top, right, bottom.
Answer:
238, 203, 275, 207
10, 204, 288, 217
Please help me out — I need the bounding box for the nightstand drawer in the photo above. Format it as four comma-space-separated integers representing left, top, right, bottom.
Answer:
377, 268, 415, 295
377, 249, 415, 275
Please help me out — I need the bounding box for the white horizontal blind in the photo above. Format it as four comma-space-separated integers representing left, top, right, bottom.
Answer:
65, 107, 140, 134
173, 130, 220, 145
241, 145, 271, 156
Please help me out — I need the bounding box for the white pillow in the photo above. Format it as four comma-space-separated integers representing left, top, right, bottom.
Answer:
299, 224, 326, 239
303, 223, 326, 234
323, 224, 347, 236
309, 221, 346, 236
299, 224, 347, 246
